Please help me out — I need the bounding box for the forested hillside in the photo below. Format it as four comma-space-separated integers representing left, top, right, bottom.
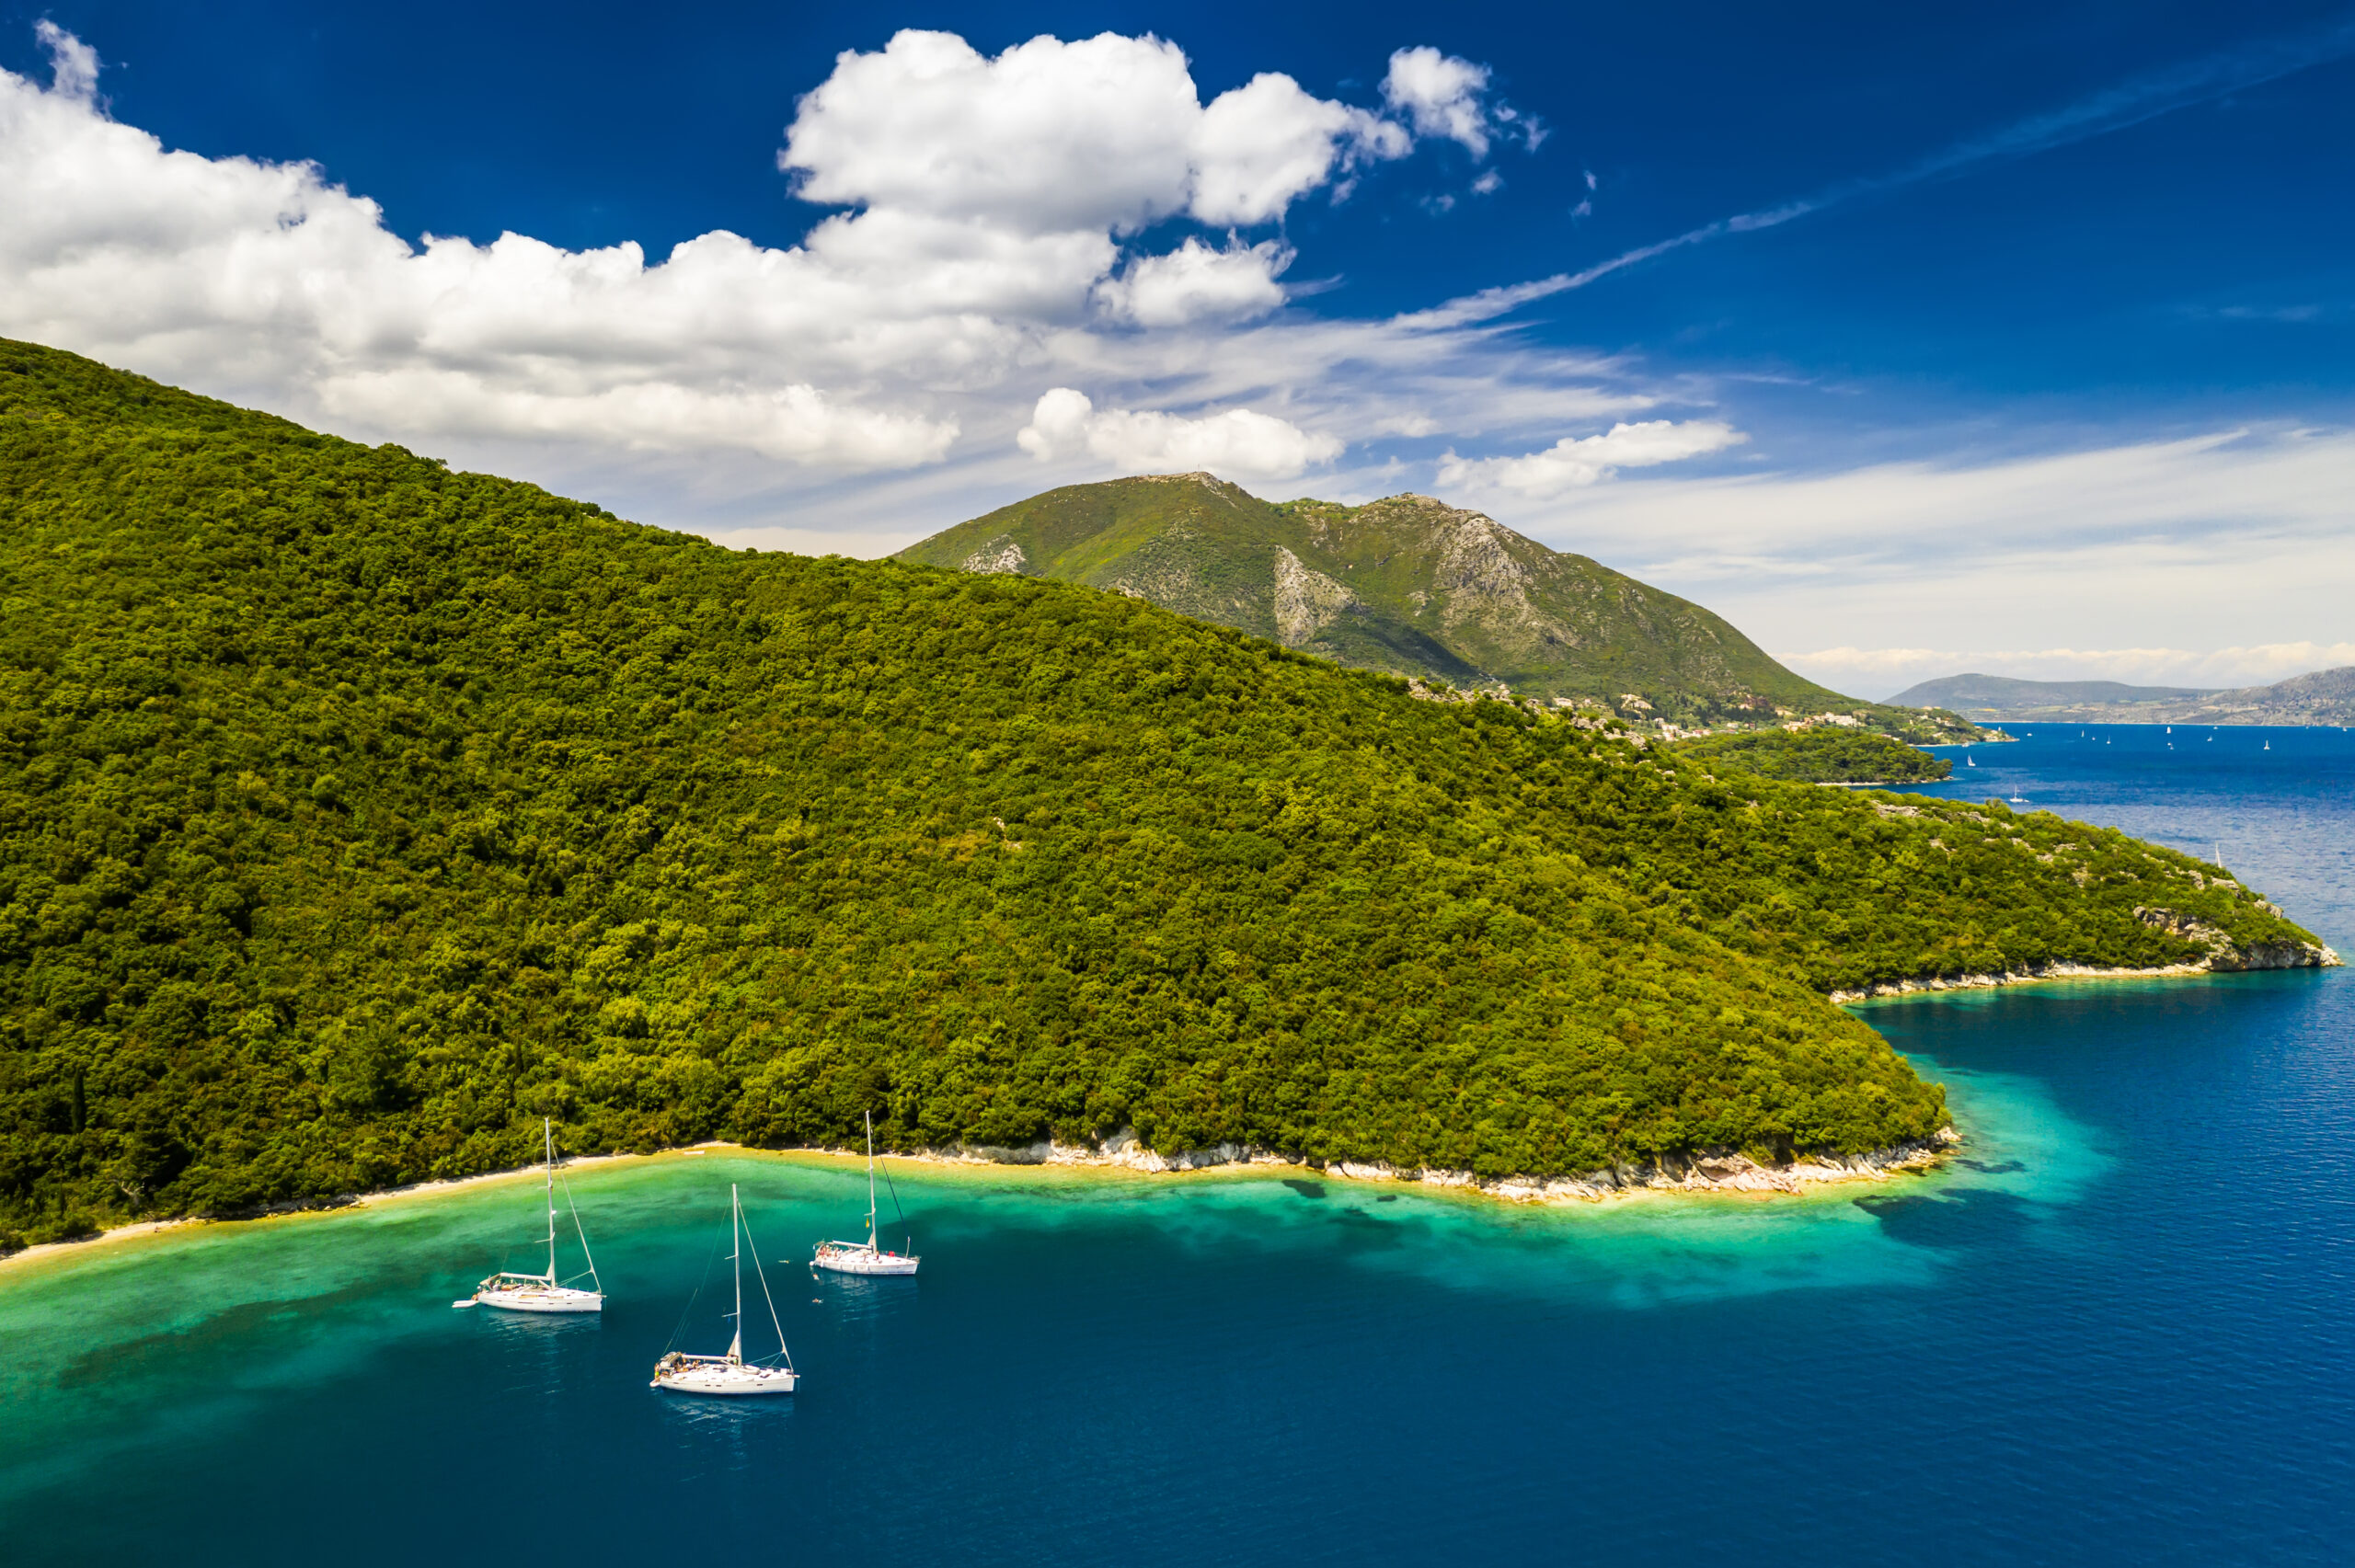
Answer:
1672, 728, 1953, 784
0, 340, 2327, 1246
900, 476, 1981, 740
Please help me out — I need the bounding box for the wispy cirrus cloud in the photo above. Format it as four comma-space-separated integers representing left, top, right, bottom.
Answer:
1496, 427, 2355, 692
1436, 13, 2355, 325
1436, 418, 1746, 498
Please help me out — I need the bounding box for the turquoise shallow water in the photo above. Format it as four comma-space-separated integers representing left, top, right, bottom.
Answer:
3, 724, 2349, 1563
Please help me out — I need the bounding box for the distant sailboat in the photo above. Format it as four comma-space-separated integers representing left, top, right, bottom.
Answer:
1967, 755, 1976, 766
651, 1185, 798, 1396
2008, 792, 2029, 805
813, 1112, 920, 1276
462, 1118, 603, 1313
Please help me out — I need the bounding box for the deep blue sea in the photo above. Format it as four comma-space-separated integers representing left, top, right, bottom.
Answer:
3, 724, 2349, 1564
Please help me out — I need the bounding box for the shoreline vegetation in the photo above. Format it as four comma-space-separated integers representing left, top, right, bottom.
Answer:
6, 944, 2342, 1271
2, 1124, 1963, 1274
1670, 727, 1955, 786
17, 944, 2338, 1270
1830, 944, 2341, 1003
0, 340, 2337, 1255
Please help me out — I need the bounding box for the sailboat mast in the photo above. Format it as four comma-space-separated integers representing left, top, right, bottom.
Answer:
865, 1110, 878, 1246
729, 1184, 744, 1363
544, 1117, 557, 1281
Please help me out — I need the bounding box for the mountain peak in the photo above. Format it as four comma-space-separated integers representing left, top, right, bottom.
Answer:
1134, 470, 1230, 487
899, 475, 1858, 722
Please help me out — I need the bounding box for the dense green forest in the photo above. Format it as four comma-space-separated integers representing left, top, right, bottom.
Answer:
1672, 728, 1954, 784
0, 340, 2326, 1248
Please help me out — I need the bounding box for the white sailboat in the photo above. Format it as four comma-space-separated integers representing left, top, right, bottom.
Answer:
463, 1118, 603, 1313
812, 1111, 920, 1276
652, 1185, 798, 1396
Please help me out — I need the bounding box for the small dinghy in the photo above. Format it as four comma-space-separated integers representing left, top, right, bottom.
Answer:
466, 1118, 603, 1314
652, 1184, 798, 1397
812, 1111, 920, 1276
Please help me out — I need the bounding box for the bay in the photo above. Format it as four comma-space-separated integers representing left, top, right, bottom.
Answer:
3, 723, 2349, 1563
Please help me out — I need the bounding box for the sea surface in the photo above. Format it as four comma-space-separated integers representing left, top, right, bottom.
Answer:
3, 723, 2349, 1564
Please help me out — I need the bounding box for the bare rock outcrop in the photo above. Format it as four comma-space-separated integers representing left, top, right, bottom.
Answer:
960, 536, 1028, 574
2133, 906, 2340, 971
1271, 545, 1359, 645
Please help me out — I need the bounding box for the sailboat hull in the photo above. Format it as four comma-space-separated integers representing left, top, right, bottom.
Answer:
653, 1368, 797, 1395
811, 1243, 919, 1276
476, 1284, 604, 1313
651, 1356, 797, 1396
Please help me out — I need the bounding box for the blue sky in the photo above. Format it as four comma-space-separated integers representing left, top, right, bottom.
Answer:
4, 1, 2351, 693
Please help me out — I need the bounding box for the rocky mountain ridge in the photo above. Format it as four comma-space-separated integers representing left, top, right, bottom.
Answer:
902, 474, 1980, 739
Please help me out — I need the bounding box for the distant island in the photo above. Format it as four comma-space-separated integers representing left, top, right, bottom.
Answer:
0, 338, 2335, 1252
902, 477, 1987, 745
1891, 669, 2355, 727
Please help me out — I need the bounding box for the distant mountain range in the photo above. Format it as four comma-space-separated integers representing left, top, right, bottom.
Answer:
1891, 668, 2355, 726
902, 475, 1981, 740
1889, 674, 2220, 713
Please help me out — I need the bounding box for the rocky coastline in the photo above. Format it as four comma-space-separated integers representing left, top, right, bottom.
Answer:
869, 1125, 1961, 1203
1829, 925, 2341, 1003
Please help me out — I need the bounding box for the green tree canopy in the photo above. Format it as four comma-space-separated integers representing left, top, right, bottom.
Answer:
0, 340, 2323, 1246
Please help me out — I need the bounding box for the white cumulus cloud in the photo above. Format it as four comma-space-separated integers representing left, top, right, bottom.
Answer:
780, 31, 1414, 236
1189, 70, 1408, 223
1436, 419, 1748, 498
1017, 388, 1343, 479
1094, 236, 1292, 326
1381, 46, 1523, 157
780, 31, 1201, 235
0, 24, 1519, 483
30, 20, 98, 102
